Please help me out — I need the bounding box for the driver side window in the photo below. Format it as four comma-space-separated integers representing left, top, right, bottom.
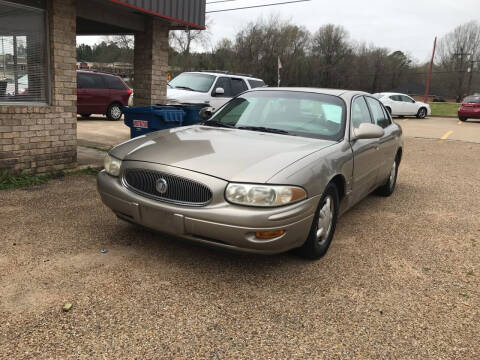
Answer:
351, 96, 372, 129
212, 77, 232, 97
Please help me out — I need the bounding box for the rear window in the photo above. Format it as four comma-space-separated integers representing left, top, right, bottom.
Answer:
248, 79, 265, 89
463, 96, 480, 103
104, 75, 126, 90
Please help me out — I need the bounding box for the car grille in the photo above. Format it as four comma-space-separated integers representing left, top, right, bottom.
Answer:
123, 168, 212, 206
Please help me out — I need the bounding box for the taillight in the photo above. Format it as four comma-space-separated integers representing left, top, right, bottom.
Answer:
127, 88, 133, 95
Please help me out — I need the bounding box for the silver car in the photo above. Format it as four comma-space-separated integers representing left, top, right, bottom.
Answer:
97, 88, 403, 259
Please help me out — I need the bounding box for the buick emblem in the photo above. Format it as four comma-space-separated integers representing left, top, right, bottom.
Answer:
155, 178, 168, 194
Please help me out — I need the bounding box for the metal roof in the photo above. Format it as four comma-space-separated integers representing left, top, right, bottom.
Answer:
107, 0, 206, 30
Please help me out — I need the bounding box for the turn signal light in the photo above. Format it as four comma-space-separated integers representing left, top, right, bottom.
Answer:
255, 230, 285, 239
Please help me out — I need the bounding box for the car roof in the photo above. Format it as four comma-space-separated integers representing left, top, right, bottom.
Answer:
77, 70, 119, 78
186, 71, 263, 81
376, 92, 410, 97
249, 87, 369, 98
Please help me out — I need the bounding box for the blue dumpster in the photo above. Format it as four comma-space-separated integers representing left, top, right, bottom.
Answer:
180, 104, 205, 126
123, 105, 185, 138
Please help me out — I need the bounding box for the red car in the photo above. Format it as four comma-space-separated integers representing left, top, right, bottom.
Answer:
458, 95, 480, 122
77, 70, 132, 120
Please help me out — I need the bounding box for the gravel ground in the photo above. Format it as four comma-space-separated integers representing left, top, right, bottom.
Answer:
1, 137, 479, 359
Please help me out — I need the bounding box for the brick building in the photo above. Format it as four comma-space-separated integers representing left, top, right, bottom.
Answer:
0, 0, 205, 173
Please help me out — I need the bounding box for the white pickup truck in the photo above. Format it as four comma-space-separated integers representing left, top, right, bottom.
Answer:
167, 71, 265, 111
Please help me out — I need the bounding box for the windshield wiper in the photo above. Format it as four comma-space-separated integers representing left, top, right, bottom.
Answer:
173, 85, 197, 92
203, 120, 236, 128
236, 126, 292, 135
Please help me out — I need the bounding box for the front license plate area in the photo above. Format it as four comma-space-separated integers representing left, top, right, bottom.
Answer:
140, 206, 184, 235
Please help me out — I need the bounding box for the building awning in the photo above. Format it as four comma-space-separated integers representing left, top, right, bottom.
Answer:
108, 0, 205, 30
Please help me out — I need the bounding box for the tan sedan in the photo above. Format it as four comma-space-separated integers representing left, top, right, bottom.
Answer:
97, 88, 403, 259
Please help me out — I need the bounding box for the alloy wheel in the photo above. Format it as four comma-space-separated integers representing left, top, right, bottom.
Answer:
316, 195, 333, 246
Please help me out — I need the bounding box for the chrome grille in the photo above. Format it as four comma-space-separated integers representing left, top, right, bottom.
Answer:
123, 169, 212, 206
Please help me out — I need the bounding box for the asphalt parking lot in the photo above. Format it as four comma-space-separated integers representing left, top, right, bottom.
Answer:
1, 117, 480, 358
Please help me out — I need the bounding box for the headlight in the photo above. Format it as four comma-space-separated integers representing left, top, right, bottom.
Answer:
225, 183, 307, 207
104, 154, 122, 177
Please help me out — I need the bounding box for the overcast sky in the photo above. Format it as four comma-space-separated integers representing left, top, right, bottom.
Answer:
77, 0, 478, 63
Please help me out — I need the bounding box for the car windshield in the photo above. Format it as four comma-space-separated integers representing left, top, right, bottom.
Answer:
463, 96, 480, 103
206, 90, 346, 140
169, 73, 215, 92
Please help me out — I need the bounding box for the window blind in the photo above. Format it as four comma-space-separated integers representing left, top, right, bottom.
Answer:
0, 1, 48, 104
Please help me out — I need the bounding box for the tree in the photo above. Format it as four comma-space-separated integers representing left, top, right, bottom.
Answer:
310, 24, 353, 88
436, 21, 480, 100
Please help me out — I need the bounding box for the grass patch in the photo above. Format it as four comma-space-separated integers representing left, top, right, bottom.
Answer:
429, 102, 460, 117
0, 171, 54, 190
0, 167, 100, 190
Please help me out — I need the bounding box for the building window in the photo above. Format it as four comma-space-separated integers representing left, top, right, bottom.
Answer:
0, 1, 48, 104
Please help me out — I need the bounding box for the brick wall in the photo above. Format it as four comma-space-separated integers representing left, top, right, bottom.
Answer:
0, 0, 77, 174
134, 18, 169, 106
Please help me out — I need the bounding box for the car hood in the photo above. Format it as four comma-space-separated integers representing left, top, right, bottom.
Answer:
416, 101, 430, 107
166, 88, 209, 104
111, 126, 335, 183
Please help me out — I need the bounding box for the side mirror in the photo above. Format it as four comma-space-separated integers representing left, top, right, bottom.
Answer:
214, 87, 225, 96
199, 106, 214, 120
352, 123, 384, 140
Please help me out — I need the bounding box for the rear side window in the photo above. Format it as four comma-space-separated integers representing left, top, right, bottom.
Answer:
248, 79, 265, 89
351, 96, 372, 129
104, 76, 126, 90
77, 73, 105, 89
366, 97, 391, 128
230, 78, 248, 96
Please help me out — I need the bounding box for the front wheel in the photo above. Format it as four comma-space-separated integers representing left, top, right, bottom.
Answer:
106, 103, 123, 121
296, 183, 339, 260
416, 107, 427, 119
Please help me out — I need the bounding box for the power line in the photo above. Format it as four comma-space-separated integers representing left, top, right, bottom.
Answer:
206, 0, 311, 13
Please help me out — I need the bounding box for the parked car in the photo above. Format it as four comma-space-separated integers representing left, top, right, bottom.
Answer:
458, 95, 480, 121
166, 71, 265, 111
77, 70, 132, 120
373, 92, 431, 118
98, 88, 403, 259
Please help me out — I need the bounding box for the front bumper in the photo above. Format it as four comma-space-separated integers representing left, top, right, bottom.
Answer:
97, 165, 318, 255
458, 108, 480, 119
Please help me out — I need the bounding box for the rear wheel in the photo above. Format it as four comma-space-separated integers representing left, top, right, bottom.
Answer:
106, 103, 123, 121
376, 156, 399, 196
459, 117, 467, 122
416, 107, 427, 119
296, 183, 339, 260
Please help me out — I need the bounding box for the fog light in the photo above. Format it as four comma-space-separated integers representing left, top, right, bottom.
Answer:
255, 230, 285, 239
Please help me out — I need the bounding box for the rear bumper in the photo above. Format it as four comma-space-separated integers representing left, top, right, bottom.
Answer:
458, 108, 480, 118
97, 170, 317, 255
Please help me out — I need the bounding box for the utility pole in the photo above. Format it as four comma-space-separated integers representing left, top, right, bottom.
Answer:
423, 37, 436, 103
453, 51, 472, 101
466, 57, 480, 96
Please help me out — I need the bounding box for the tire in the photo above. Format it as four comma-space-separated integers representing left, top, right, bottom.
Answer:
80, 114, 91, 118
106, 103, 123, 121
416, 107, 427, 119
459, 117, 467, 122
296, 183, 339, 260
376, 156, 399, 197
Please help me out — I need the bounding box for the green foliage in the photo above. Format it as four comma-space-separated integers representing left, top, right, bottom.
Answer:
0, 171, 53, 190
0, 167, 100, 190
77, 41, 133, 63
